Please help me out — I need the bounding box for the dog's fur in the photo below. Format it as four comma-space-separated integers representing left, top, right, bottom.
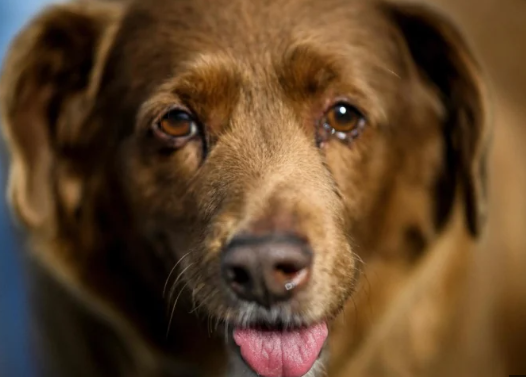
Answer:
1, 0, 525, 376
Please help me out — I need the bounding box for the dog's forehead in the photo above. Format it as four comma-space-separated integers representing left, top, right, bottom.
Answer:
97, 0, 402, 128
121, 0, 393, 58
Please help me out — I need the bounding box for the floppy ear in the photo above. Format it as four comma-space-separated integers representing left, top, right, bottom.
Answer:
0, 1, 123, 229
385, 3, 490, 237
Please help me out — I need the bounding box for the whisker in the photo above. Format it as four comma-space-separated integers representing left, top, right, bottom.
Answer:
224, 315, 230, 342
162, 252, 191, 298
166, 281, 190, 338
167, 263, 194, 300
189, 283, 206, 312
214, 315, 222, 333
189, 292, 209, 314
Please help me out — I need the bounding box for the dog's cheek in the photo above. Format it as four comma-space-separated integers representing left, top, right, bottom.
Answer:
322, 131, 391, 258
123, 139, 203, 215
307, 236, 357, 320
115, 141, 210, 283
324, 130, 389, 219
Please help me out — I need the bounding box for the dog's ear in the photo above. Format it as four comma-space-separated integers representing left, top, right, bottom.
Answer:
385, 3, 489, 237
0, 1, 123, 229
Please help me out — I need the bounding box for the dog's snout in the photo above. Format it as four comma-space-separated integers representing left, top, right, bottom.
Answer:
221, 235, 312, 307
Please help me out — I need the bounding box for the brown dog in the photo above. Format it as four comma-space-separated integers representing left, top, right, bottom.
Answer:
1, 0, 524, 376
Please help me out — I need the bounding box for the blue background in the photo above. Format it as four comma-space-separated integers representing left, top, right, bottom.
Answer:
0, 2, 52, 377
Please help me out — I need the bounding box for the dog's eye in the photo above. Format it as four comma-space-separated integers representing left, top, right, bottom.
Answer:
321, 102, 365, 140
155, 109, 198, 139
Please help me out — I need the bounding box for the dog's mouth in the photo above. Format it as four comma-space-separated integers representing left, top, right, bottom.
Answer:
231, 321, 328, 377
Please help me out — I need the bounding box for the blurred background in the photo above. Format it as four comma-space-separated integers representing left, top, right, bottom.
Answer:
0, 3, 53, 377
0, 0, 524, 377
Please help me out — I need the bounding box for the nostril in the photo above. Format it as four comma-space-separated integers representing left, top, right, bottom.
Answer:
222, 235, 313, 305
270, 246, 312, 295
229, 266, 251, 286
275, 262, 302, 277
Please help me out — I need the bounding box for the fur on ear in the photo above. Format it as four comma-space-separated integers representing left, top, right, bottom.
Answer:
385, 2, 490, 237
0, 1, 123, 229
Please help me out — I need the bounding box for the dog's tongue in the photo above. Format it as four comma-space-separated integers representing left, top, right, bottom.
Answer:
233, 322, 328, 377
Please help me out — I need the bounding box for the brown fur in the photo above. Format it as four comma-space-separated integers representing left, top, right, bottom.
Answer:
0, 0, 524, 376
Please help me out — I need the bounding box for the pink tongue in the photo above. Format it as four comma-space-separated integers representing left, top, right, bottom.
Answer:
233, 323, 328, 377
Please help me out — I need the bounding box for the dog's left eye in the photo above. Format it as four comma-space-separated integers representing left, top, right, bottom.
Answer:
321, 102, 365, 140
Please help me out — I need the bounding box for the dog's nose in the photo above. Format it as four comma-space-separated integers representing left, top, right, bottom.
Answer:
221, 235, 312, 307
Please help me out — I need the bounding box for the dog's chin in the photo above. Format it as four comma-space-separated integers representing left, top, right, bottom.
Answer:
223, 315, 330, 377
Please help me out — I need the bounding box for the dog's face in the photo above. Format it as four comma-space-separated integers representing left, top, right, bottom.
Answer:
0, 0, 487, 376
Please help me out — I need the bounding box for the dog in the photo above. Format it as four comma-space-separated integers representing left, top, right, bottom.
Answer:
1, 0, 525, 376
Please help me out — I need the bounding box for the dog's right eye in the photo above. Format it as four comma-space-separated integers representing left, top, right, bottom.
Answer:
155, 109, 198, 139
151, 109, 202, 150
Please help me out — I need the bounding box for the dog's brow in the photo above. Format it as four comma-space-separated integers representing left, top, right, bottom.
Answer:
277, 44, 340, 100
144, 54, 243, 134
